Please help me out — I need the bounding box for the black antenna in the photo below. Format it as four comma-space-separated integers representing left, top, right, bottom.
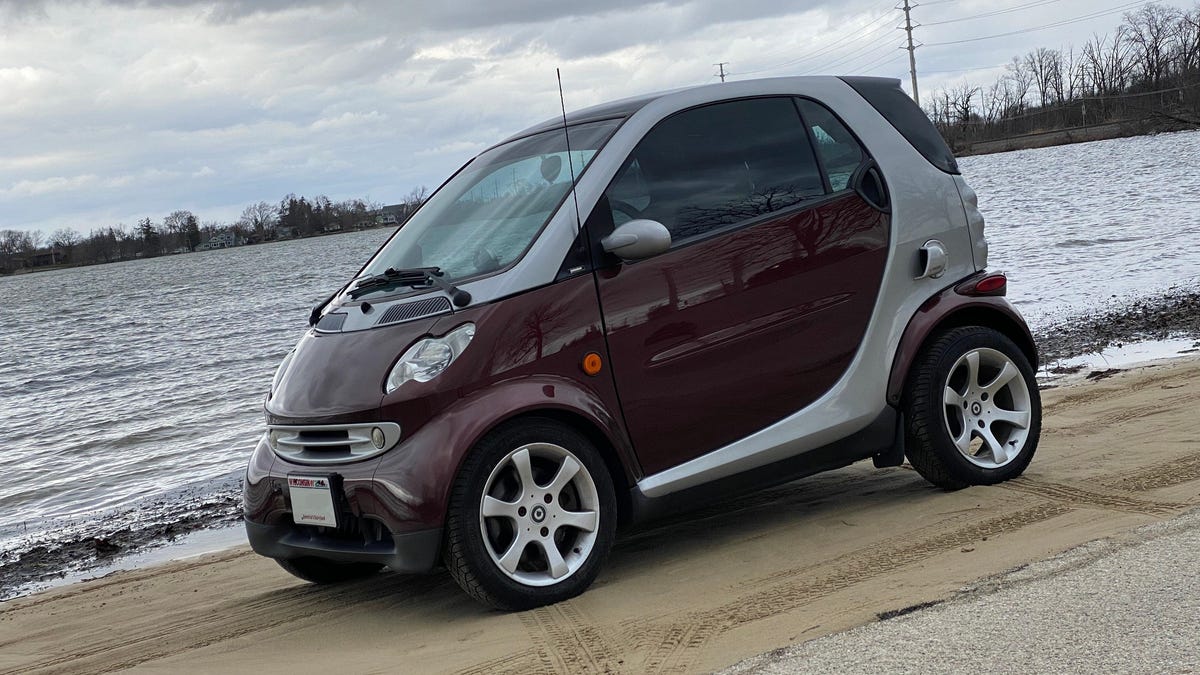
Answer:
557, 68, 583, 233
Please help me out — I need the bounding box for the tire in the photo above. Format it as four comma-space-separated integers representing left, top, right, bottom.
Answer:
444, 418, 617, 610
904, 326, 1041, 490
275, 557, 383, 584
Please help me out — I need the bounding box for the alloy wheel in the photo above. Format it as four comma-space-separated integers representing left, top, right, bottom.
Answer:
478, 442, 600, 587
942, 347, 1033, 469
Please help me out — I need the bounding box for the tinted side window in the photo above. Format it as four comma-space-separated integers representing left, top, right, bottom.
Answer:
797, 99, 865, 192
606, 97, 824, 243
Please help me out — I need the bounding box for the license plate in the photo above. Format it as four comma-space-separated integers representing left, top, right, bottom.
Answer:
288, 475, 338, 528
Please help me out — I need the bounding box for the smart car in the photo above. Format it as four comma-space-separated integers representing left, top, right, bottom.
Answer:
244, 76, 1041, 610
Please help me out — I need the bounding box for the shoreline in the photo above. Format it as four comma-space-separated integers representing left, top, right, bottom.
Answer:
3, 286, 1200, 602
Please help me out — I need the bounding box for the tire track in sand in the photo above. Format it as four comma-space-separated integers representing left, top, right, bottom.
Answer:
3, 574, 450, 674
629, 503, 1071, 673
996, 477, 1187, 515
1100, 450, 1200, 493
461, 603, 622, 675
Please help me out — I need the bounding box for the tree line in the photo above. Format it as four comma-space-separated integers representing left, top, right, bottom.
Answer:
0, 186, 429, 274
925, 2, 1200, 150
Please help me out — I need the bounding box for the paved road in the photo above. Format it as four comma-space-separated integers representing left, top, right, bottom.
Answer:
726, 508, 1200, 674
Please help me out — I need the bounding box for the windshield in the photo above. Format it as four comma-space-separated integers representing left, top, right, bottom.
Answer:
357, 118, 622, 288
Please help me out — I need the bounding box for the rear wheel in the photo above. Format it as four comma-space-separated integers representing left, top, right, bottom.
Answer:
275, 557, 383, 584
444, 418, 617, 610
904, 326, 1041, 490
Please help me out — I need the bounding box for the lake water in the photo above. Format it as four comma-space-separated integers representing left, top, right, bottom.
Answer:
2, 129, 1200, 575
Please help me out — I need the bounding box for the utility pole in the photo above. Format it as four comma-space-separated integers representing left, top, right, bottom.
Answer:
900, 0, 920, 106
714, 62, 729, 83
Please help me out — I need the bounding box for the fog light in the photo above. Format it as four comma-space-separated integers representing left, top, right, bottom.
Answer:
371, 427, 385, 449
267, 430, 280, 450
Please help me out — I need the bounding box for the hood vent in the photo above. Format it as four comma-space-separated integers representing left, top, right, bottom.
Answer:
376, 296, 453, 326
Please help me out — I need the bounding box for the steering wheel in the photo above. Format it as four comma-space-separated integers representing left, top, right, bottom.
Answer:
473, 247, 500, 274
609, 199, 643, 223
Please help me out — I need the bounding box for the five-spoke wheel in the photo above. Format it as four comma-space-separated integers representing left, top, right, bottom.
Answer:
905, 326, 1042, 489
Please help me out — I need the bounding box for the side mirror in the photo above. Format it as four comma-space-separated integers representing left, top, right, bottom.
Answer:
601, 219, 672, 261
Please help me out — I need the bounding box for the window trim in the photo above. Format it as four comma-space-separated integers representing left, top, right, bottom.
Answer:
591, 94, 876, 259
793, 96, 873, 197
607, 96, 824, 251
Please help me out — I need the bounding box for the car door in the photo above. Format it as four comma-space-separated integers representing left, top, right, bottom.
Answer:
591, 96, 891, 476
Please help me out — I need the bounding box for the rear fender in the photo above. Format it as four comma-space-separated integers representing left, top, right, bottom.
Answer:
887, 276, 1037, 406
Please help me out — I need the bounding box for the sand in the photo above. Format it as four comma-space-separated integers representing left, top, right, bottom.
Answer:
3, 357, 1199, 674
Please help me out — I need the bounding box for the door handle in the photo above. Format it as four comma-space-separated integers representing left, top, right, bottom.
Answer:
916, 239, 948, 279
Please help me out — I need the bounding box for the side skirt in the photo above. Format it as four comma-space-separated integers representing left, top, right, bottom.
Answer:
627, 407, 898, 524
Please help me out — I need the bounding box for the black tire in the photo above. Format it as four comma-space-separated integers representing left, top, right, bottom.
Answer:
904, 325, 1041, 490
275, 557, 383, 584
444, 418, 618, 611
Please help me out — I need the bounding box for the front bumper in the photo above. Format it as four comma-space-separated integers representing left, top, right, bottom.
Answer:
243, 431, 445, 573
245, 519, 442, 572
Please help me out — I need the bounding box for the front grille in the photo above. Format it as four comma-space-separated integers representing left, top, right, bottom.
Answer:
299, 512, 391, 547
268, 422, 401, 464
376, 296, 452, 326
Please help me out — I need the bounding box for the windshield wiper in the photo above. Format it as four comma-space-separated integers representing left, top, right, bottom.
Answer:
348, 266, 471, 307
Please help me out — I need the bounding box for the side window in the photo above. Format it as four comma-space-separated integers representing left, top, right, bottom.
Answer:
796, 99, 865, 192
604, 97, 824, 243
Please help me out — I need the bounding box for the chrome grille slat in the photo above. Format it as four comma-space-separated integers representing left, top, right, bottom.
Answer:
276, 437, 369, 448
267, 423, 401, 465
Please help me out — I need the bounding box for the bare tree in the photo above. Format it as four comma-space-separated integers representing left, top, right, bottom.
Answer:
50, 228, 81, 262
239, 201, 277, 241
1123, 3, 1182, 88
1025, 48, 1061, 107
1174, 5, 1200, 76
1083, 29, 1134, 95
1005, 56, 1034, 112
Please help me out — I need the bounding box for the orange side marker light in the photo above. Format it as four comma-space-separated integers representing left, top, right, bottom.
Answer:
582, 352, 603, 376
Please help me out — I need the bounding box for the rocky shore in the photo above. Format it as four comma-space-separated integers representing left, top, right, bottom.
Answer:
1034, 287, 1200, 366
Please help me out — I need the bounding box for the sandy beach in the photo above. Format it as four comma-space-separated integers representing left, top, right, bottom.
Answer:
2, 356, 1199, 674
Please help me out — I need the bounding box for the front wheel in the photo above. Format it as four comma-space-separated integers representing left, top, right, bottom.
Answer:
904, 326, 1041, 490
444, 418, 617, 610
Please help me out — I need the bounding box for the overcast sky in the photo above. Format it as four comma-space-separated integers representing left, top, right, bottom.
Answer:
0, 0, 1184, 235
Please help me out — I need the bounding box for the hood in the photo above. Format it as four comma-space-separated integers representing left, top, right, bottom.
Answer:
267, 315, 443, 422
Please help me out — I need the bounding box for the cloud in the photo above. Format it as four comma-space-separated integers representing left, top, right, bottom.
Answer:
0, 0, 1172, 235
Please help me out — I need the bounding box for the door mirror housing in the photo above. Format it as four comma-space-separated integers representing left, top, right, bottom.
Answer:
600, 219, 672, 261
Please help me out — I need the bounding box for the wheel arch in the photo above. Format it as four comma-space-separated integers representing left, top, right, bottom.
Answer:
493, 408, 636, 526
887, 291, 1038, 407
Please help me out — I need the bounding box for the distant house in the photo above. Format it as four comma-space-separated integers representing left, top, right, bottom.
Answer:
374, 203, 413, 228
30, 248, 65, 266
206, 231, 238, 249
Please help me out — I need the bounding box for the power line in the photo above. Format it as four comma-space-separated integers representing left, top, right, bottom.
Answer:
814, 27, 902, 73
922, 0, 1065, 26
733, 3, 898, 77
924, 0, 1149, 47
854, 49, 909, 74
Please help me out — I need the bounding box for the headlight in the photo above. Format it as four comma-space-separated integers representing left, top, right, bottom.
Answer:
386, 323, 475, 393
270, 349, 296, 398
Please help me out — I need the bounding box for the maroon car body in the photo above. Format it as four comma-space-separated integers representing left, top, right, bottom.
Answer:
244, 76, 1041, 609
